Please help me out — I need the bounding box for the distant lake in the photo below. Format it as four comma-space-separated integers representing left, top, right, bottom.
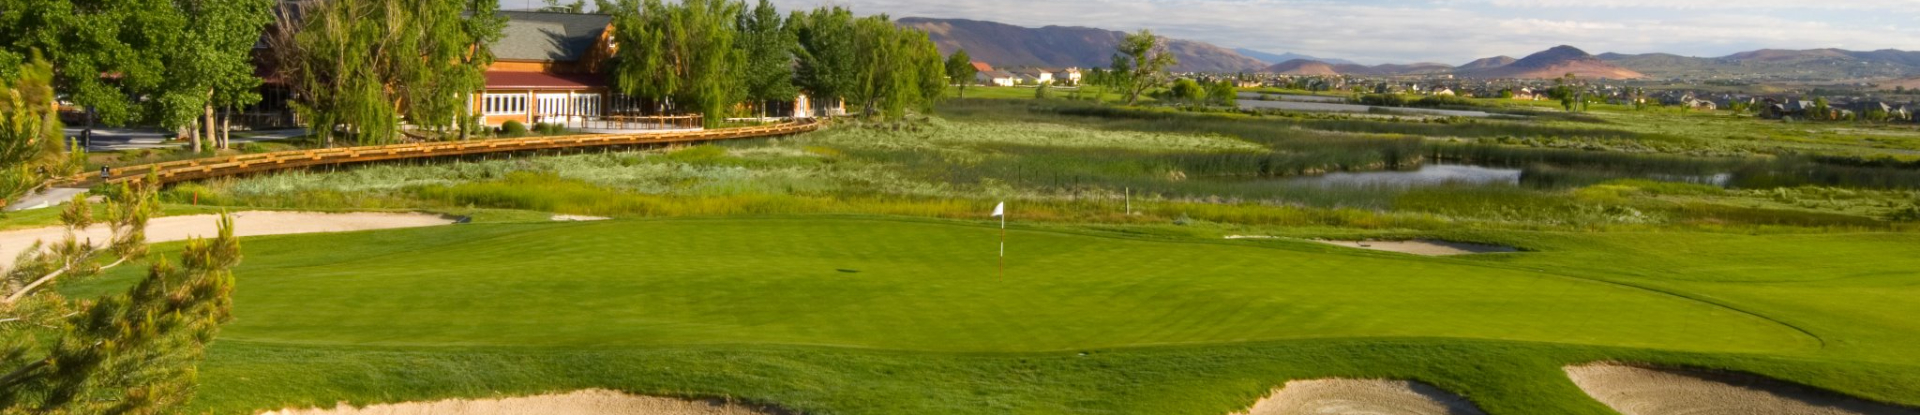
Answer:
1274, 163, 1736, 189
1235, 96, 1495, 118
1281, 163, 1520, 188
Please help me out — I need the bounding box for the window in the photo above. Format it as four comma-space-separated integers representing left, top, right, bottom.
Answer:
483, 93, 528, 115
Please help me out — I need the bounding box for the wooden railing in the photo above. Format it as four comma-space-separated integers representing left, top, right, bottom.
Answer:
72, 120, 820, 186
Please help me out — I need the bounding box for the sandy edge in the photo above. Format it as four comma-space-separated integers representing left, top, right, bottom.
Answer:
1235, 378, 1488, 415
257, 389, 788, 415
1226, 236, 1517, 256
1565, 362, 1920, 415
0, 211, 458, 269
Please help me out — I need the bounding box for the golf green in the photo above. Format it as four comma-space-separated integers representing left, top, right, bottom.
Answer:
210, 218, 1813, 353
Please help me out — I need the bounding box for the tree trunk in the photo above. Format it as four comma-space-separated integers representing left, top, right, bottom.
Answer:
187, 124, 201, 154
204, 104, 217, 151
221, 106, 232, 150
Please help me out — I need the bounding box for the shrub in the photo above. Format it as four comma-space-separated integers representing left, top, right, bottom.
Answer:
500, 120, 528, 137
534, 122, 566, 135
238, 142, 271, 154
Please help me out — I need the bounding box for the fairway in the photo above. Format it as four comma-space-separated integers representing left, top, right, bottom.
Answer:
206, 218, 1812, 353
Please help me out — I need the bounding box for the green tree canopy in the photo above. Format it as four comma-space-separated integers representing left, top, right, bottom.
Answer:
271, 0, 505, 145
945, 49, 975, 99
601, 0, 746, 126
736, 0, 798, 117
1111, 29, 1176, 106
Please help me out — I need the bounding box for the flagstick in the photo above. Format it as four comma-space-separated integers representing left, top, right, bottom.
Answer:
999, 210, 1006, 279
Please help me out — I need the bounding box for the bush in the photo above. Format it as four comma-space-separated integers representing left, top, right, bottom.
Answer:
500, 120, 528, 137
238, 142, 271, 154
534, 122, 566, 135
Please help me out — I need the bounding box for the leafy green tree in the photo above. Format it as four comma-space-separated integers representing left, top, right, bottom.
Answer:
789, 7, 857, 116
1034, 80, 1051, 99
909, 30, 945, 112
1812, 97, 1830, 121
1168, 78, 1203, 103
1207, 80, 1237, 107
601, 0, 746, 126
736, 0, 796, 118
185, 0, 276, 150
541, 0, 587, 13
271, 0, 505, 145
1110, 29, 1177, 106
945, 49, 976, 99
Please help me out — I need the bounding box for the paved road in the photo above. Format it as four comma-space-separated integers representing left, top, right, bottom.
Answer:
4, 187, 89, 212
62, 127, 308, 152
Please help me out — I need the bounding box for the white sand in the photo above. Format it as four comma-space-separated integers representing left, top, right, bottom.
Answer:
552, 214, 612, 221
1310, 239, 1516, 256
1566, 363, 1920, 415
0, 211, 455, 269
1236, 379, 1488, 415
259, 389, 784, 415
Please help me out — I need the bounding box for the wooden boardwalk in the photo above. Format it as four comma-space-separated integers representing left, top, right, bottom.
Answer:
75, 120, 820, 186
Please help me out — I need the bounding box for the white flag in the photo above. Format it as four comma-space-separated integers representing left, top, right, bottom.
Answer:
991, 202, 1005, 217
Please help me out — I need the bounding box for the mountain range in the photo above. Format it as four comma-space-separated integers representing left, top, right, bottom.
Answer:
1233, 48, 1358, 66
1456, 46, 1645, 79
899, 17, 1920, 80
897, 17, 1265, 72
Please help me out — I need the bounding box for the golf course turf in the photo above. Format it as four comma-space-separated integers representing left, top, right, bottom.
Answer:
66, 216, 1920, 414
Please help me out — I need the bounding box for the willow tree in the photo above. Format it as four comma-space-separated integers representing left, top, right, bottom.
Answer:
271, 0, 504, 145
602, 0, 746, 127
808, 12, 942, 119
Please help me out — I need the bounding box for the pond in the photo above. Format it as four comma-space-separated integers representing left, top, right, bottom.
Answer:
1277, 163, 1735, 189
1281, 163, 1520, 188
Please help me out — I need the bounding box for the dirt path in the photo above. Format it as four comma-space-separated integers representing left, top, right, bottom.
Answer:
1235, 379, 1487, 415
0, 211, 456, 269
1566, 363, 1920, 415
259, 389, 786, 415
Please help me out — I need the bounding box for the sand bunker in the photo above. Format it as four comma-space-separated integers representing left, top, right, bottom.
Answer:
1566, 363, 1920, 415
259, 389, 786, 415
1235, 379, 1488, 415
1310, 239, 1515, 256
0, 211, 455, 269
552, 214, 612, 221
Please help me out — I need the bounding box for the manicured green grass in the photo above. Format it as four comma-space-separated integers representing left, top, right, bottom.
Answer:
65, 216, 1920, 414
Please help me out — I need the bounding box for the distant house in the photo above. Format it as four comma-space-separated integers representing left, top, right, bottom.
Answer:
471, 11, 619, 128
1685, 98, 1716, 111
1023, 70, 1055, 85
1430, 87, 1455, 96
1051, 68, 1082, 86
971, 61, 994, 73
1512, 88, 1537, 100
978, 70, 1017, 87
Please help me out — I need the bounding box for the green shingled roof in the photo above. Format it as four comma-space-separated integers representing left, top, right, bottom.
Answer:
494, 11, 611, 62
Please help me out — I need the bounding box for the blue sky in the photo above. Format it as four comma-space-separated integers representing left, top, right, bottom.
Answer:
749, 0, 1920, 64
